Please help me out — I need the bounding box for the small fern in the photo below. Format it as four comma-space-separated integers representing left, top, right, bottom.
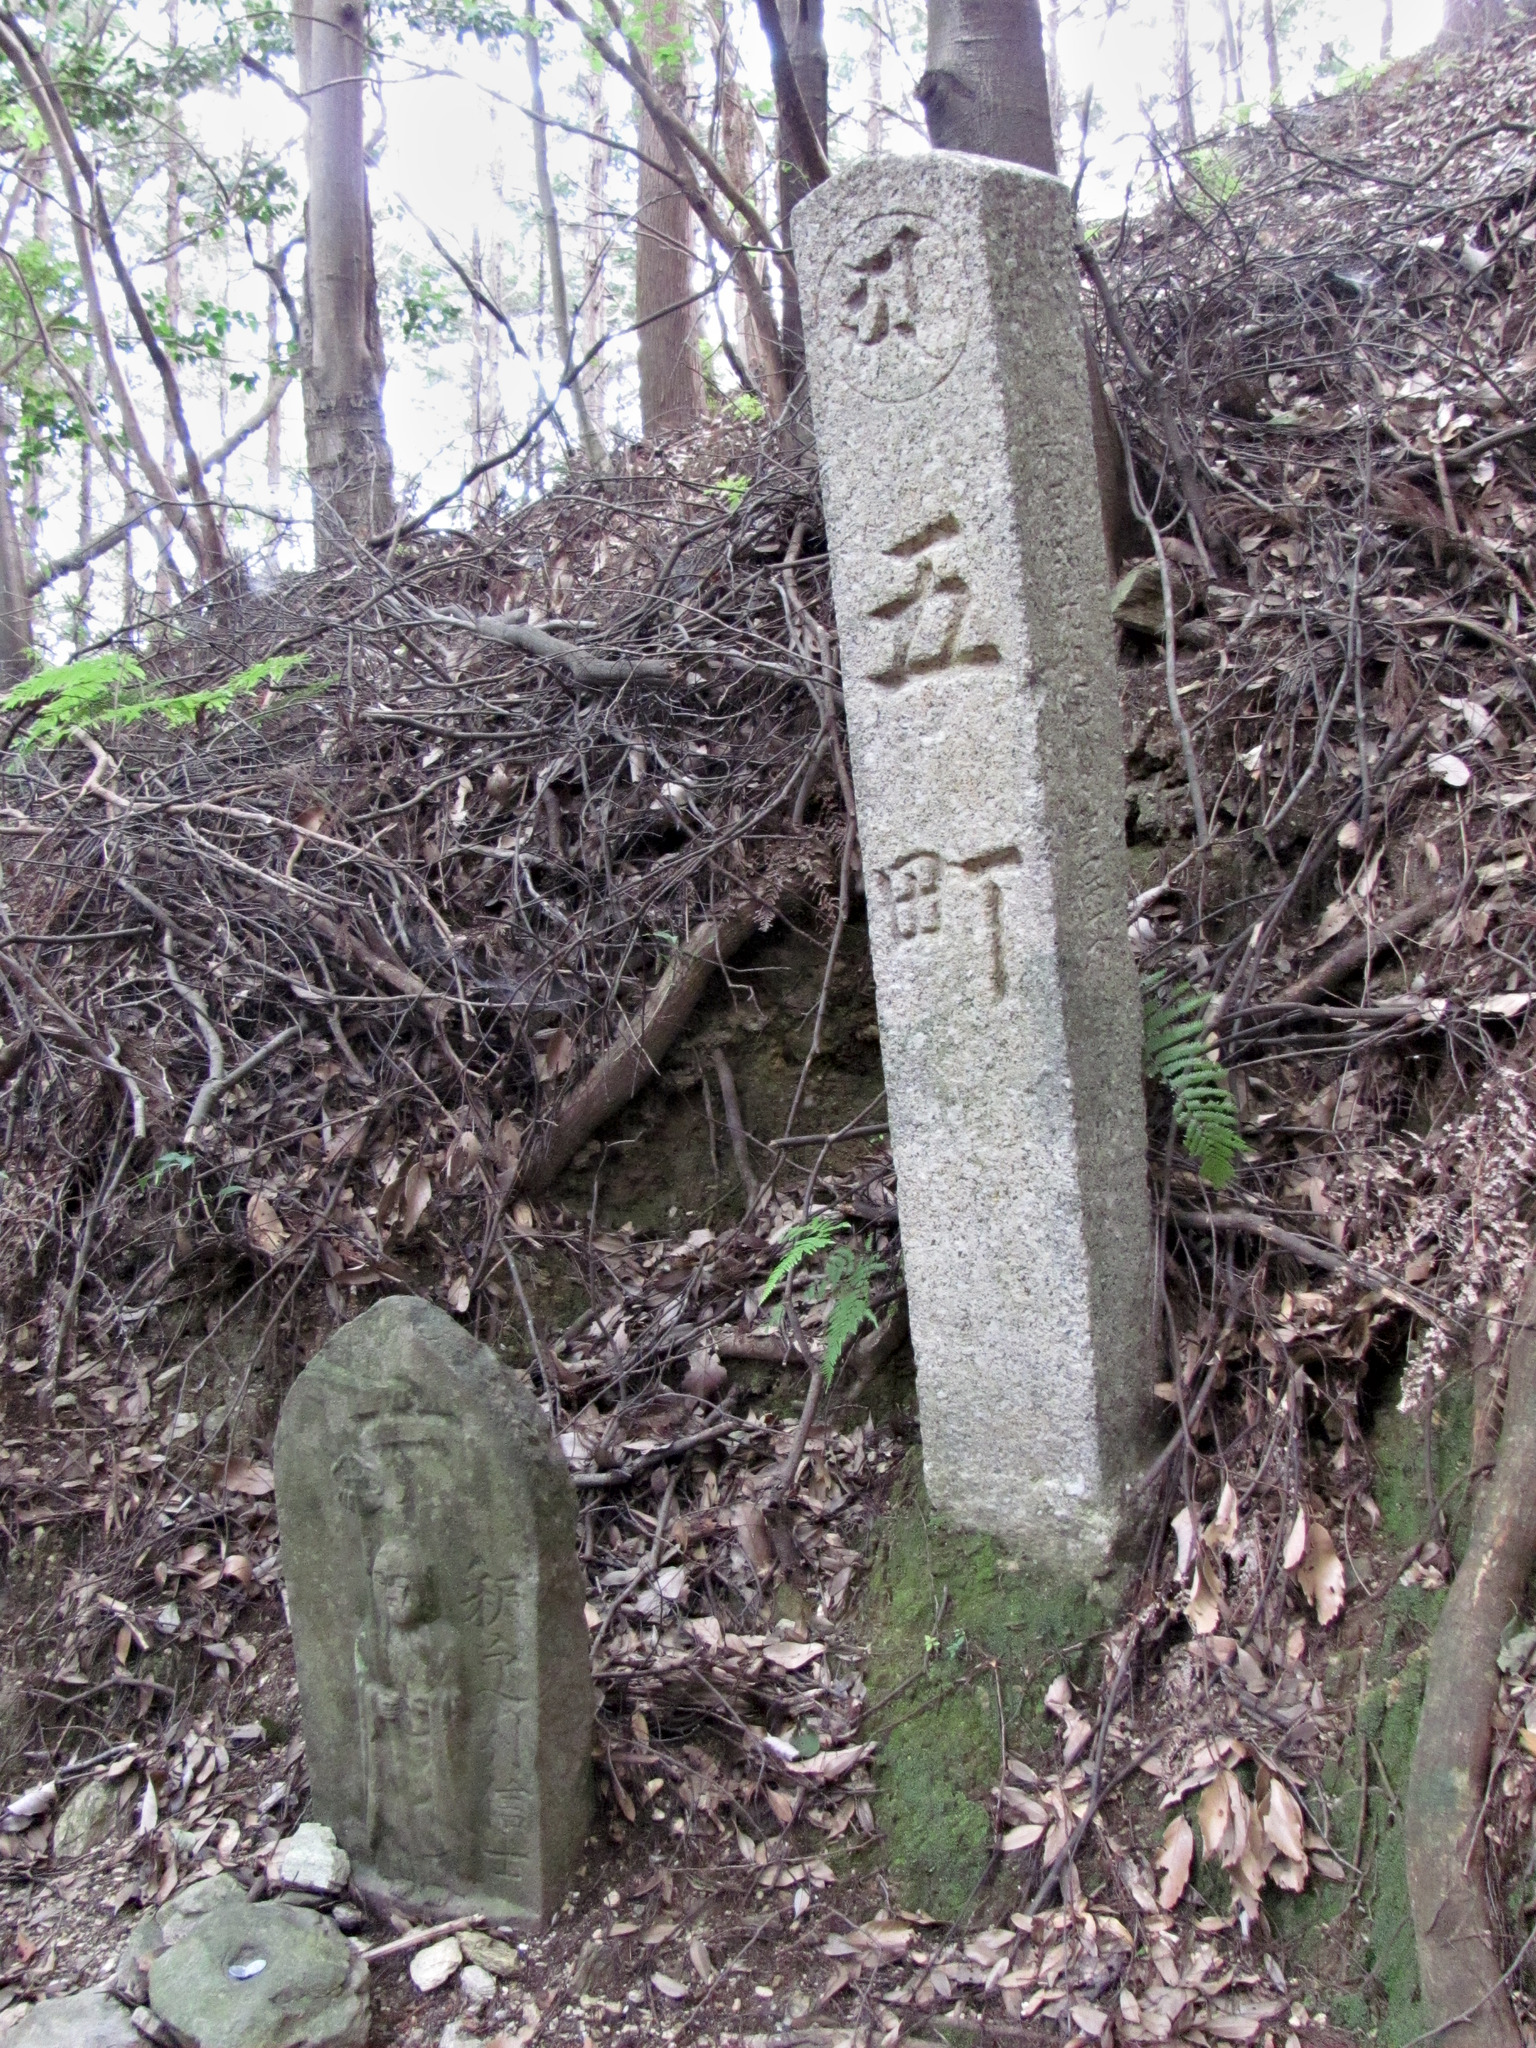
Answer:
760, 1216, 886, 1384
1143, 978, 1245, 1190
2, 652, 305, 750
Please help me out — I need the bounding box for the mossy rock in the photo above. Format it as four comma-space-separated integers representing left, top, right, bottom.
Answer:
1267, 1366, 1473, 2043
856, 1451, 1102, 1920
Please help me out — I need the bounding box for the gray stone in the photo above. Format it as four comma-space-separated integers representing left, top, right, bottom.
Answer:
146, 1901, 367, 2048
408, 1936, 461, 1993
458, 1963, 496, 2005
795, 153, 1155, 1569
51, 1776, 119, 1859
113, 1875, 248, 2009
274, 1296, 594, 1925
266, 1825, 349, 1896
3, 1987, 138, 2048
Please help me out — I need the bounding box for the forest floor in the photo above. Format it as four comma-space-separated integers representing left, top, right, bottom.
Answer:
4, 20, 1536, 2048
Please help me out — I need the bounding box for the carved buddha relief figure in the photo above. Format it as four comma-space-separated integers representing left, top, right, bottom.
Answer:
358, 1536, 464, 1877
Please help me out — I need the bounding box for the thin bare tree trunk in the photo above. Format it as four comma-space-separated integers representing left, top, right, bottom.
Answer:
579, 63, 610, 440
157, 0, 182, 617
1044, 0, 1064, 160
865, 1, 883, 150
1217, 0, 1243, 103
265, 217, 282, 499
635, 0, 703, 437
774, 0, 826, 373
1380, 0, 1393, 53
76, 356, 92, 645
0, 403, 32, 682
1261, 0, 1281, 101
293, 0, 395, 560
523, 0, 603, 468
719, 27, 774, 397
1171, 0, 1197, 147
1405, 1268, 1536, 2048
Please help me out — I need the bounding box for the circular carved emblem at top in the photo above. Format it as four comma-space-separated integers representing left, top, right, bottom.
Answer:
815, 208, 969, 404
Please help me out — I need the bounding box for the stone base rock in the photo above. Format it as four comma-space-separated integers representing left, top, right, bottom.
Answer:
113, 1874, 247, 2009
3, 1986, 138, 2048
146, 1900, 368, 2048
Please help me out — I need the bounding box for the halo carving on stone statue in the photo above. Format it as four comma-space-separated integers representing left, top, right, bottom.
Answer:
815, 209, 968, 404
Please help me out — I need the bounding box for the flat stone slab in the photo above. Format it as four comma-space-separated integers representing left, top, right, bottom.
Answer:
3, 1986, 138, 2048
114, 1873, 248, 2008
146, 1900, 368, 2048
796, 153, 1154, 1568
275, 1295, 594, 1924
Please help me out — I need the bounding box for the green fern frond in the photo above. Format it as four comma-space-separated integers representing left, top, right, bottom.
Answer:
761, 1215, 844, 1304
2, 653, 306, 751
760, 1218, 886, 1384
1143, 978, 1246, 1190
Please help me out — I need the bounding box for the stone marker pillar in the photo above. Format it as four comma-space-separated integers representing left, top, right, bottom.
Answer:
275, 1296, 593, 1922
796, 155, 1153, 1571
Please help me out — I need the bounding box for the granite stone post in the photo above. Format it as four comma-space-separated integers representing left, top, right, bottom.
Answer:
274, 1296, 593, 1922
795, 154, 1154, 1570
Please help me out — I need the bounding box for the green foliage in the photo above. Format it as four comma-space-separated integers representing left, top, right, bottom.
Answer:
760, 1217, 885, 1383
140, 291, 258, 368
1184, 146, 1243, 208
388, 259, 464, 346
1142, 978, 1245, 1189
724, 393, 765, 424
2, 653, 306, 750
711, 472, 751, 512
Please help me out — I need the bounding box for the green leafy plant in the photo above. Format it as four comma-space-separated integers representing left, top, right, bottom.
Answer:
2, 653, 305, 750
1143, 978, 1245, 1190
760, 1216, 886, 1384
711, 472, 751, 513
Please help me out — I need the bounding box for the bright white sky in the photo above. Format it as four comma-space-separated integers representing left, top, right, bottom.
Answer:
31, 0, 1447, 640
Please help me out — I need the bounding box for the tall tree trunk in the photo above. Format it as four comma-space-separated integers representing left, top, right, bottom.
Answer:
775, 0, 827, 372
579, 62, 610, 441
919, 0, 1135, 569
293, 0, 395, 561
1440, 0, 1507, 35
718, 22, 774, 396
917, 0, 1055, 169
1380, 0, 1393, 53
635, 0, 703, 437
865, 1, 883, 152
1217, 0, 1243, 103
1044, 0, 1064, 161
0, 405, 31, 682
1171, 0, 1197, 147
158, 0, 181, 616
1261, 0, 1281, 101
523, 0, 604, 468
76, 357, 92, 647
265, 216, 283, 499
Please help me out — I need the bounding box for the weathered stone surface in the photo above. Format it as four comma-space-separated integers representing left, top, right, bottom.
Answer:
796, 154, 1154, 1568
4, 1986, 138, 2048
458, 1930, 520, 1979
113, 1874, 247, 2008
274, 1295, 594, 1924
51, 1776, 119, 1859
408, 1936, 461, 1993
266, 1824, 349, 1896
146, 1900, 368, 2048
